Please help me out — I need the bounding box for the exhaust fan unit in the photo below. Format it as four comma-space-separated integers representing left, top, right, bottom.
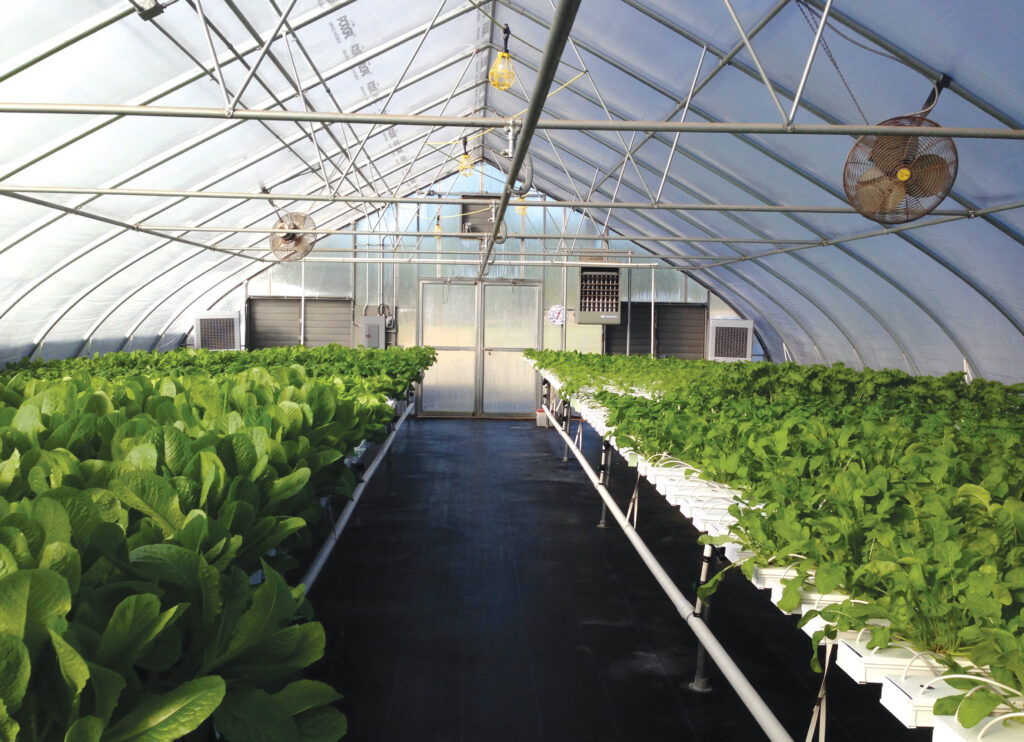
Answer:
195, 311, 240, 350
707, 319, 753, 361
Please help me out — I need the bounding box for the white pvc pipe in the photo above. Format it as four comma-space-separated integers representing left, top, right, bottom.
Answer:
542, 402, 794, 742
301, 397, 414, 591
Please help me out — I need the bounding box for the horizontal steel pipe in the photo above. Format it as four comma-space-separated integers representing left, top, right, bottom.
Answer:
1, 102, 1022, 139
540, 402, 794, 742
0, 186, 970, 215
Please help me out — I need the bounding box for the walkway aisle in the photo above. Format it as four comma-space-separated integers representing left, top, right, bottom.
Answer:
312, 419, 928, 742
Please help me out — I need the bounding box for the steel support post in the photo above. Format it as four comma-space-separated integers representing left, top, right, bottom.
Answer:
689, 542, 718, 693
561, 398, 571, 463
597, 439, 610, 528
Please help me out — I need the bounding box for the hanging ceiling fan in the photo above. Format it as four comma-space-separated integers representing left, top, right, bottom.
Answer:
269, 212, 315, 262
261, 185, 315, 261
843, 76, 958, 225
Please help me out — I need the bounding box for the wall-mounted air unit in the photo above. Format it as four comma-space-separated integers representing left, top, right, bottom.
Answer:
707, 318, 753, 361
195, 311, 241, 350
461, 194, 501, 234
577, 267, 621, 324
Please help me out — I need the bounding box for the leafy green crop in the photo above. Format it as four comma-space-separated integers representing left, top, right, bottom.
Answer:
0, 345, 435, 741
527, 350, 1024, 728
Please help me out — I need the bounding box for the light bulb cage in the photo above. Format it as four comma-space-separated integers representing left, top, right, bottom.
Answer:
459, 137, 474, 176
489, 53, 515, 91
489, 25, 515, 91
515, 197, 528, 215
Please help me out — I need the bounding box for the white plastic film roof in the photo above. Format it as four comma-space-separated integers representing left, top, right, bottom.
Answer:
1, 0, 1022, 381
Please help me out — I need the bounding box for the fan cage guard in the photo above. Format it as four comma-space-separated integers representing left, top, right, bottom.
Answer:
270, 212, 314, 261
843, 115, 958, 225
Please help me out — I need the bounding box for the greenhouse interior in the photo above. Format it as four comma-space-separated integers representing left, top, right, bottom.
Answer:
1, 1, 1022, 740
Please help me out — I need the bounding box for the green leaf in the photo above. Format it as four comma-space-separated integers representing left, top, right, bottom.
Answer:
222, 623, 325, 682
0, 568, 72, 657
813, 563, 845, 595
12, 404, 45, 438
43, 490, 103, 547
933, 694, 961, 717
84, 662, 126, 724
0, 697, 20, 742
956, 687, 1002, 728
777, 579, 803, 613
33, 497, 72, 546
128, 544, 201, 591
111, 472, 185, 536
305, 386, 336, 428
0, 545, 18, 579
272, 680, 341, 716
217, 563, 296, 666
40, 542, 82, 595
0, 634, 29, 713
49, 627, 90, 701
183, 451, 227, 509
0, 451, 21, 495
101, 676, 226, 742
213, 688, 299, 742
295, 706, 347, 742
161, 427, 191, 477
124, 444, 158, 473
66, 716, 104, 742
96, 593, 160, 667
268, 468, 311, 505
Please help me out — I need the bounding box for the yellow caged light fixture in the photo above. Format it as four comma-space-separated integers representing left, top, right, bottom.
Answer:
458, 137, 474, 177
489, 24, 515, 91
515, 196, 527, 215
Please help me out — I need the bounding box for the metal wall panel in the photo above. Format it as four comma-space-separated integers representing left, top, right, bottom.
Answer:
305, 299, 354, 347
605, 302, 654, 356
604, 303, 707, 359
656, 305, 708, 360
247, 298, 299, 348
247, 297, 353, 348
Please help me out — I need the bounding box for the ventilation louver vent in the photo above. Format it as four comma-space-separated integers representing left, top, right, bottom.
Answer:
196, 312, 240, 350
707, 319, 753, 361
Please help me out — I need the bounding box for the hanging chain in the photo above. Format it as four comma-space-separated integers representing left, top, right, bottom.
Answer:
795, 0, 870, 124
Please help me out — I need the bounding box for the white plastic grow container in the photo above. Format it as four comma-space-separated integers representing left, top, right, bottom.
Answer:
750, 563, 804, 591
768, 586, 849, 616
879, 674, 960, 728
836, 634, 945, 684
933, 713, 1024, 741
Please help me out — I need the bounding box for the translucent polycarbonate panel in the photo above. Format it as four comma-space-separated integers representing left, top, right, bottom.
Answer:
845, 238, 1024, 381
483, 284, 540, 349
624, 268, 688, 303
421, 282, 476, 348
818, 2, 1024, 126
420, 350, 475, 414
0, 0, 117, 64
482, 351, 538, 414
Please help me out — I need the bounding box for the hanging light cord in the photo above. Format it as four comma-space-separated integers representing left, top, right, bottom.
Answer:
501, 24, 510, 53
